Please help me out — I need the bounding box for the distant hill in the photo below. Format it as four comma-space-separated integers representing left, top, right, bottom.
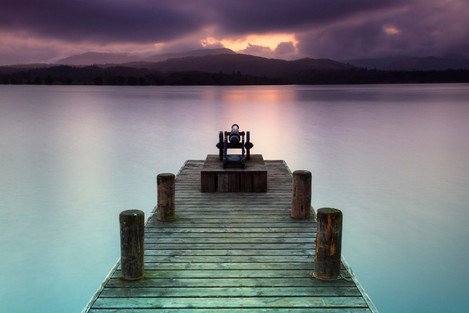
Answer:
347, 55, 469, 70
55, 48, 351, 76
54, 48, 469, 71
124, 54, 353, 77
55, 48, 236, 65
56, 52, 141, 65
143, 48, 236, 63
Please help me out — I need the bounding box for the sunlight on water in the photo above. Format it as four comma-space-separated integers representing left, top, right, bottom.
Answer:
1, 84, 468, 313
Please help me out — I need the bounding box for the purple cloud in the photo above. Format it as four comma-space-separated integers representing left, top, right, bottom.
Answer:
296, 1, 469, 59
205, 0, 406, 35
1, 0, 469, 64
0, 0, 202, 43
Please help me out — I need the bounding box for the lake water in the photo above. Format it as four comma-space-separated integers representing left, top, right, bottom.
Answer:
1, 84, 468, 313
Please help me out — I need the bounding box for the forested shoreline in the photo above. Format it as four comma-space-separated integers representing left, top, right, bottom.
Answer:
1, 65, 468, 85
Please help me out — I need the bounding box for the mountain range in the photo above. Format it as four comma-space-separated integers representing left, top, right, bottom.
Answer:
55, 48, 237, 65
2, 48, 469, 85
345, 55, 469, 71
53, 48, 353, 77
54, 48, 469, 71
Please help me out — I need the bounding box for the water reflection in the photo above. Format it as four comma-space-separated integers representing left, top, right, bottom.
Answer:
1, 84, 469, 313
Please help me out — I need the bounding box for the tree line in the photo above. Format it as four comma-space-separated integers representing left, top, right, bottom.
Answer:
1, 65, 468, 85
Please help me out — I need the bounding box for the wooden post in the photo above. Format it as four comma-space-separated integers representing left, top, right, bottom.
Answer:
157, 173, 175, 221
314, 208, 343, 280
119, 209, 144, 281
291, 170, 312, 219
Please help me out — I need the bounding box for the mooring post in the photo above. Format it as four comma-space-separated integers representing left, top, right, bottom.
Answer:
314, 208, 343, 280
119, 209, 145, 281
291, 170, 312, 219
157, 173, 175, 221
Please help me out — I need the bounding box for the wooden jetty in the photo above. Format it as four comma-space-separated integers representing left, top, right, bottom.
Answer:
83, 158, 378, 312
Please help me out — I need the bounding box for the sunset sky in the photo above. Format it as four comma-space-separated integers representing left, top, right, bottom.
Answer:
1, 0, 469, 65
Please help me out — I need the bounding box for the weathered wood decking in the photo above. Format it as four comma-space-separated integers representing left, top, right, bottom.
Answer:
83, 160, 378, 312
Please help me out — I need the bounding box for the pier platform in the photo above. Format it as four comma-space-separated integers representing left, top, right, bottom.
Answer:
83, 159, 378, 312
201, 154, 267, 192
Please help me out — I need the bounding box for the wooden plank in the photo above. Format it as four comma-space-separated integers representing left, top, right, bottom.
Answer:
240, 172, 253, 191
146, 219, 312, 225
253, 171, 268, 192
145, 227, 315, 233
144, 232, 314, 238
147, 218, 313, 224
144, 237, 315, 243
133, 262, 317, 271
200, 172, 216, 192
92, 296, 368, 309
144, 249, 314, 256
89, 309, 373, 313
113, 269, 320, 279
99, 286, 362, 297
141, 255, 314, 263
217, 172, 230, 192
144, 243, 314, 250
136, 263, 317, 270
168, 212, 293, 217
106, 277, 355, 288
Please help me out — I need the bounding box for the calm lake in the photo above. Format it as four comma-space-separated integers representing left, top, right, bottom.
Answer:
1, 84, 468, 313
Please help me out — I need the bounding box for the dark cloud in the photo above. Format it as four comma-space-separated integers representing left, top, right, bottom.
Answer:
239, 44, 272, 57
238, 42, 299, 60
205, 0, 407, 35
275, 42, 296, 56
296, 1, 469, 59
0, 0, 409, 43
1, 0, 469, 64
0, 0, 202, 43
0, 38, 62, 64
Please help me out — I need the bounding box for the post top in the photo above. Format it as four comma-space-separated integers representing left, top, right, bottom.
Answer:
120, 209, 144, 217
317, 207, 342, 215
293, 170, 312, 176
158, 173, 175, 177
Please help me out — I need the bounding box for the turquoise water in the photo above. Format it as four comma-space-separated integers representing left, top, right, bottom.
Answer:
1, 84, 468, 312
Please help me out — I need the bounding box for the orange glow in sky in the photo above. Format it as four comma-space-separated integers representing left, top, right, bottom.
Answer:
201, 33, 298, 51
383, 25, 400, 35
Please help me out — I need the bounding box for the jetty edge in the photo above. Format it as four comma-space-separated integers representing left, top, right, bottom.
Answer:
82, 156, 379, 312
